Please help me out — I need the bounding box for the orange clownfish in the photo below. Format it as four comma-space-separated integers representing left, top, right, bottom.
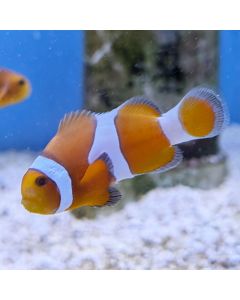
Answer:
21, 87, 228, 215
0, 68, 31, 108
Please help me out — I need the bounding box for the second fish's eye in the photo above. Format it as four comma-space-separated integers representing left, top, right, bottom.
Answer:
18, 79, 25, 86
35, 176, 47, 187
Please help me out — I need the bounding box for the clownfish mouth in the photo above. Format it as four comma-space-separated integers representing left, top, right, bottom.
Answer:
21, 197, 38, 213
21, 197, 48, 215
21, 195, 59, 215
21, 187, 37, 212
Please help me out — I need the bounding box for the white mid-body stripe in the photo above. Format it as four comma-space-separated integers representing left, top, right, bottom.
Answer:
88, 108, 133, 182
30, 155, 73, 213
159, 102, 194, 145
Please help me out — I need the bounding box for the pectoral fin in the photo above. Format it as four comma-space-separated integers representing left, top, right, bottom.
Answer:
104, 187, 122, 207
70, 153, 121, 209
0, 84, 7, 100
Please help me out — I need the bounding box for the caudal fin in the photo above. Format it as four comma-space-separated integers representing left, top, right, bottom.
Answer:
179, 87, 228, 138
159, 87, 229, 145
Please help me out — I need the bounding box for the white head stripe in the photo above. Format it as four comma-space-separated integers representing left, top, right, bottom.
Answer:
30, 155, 73, 213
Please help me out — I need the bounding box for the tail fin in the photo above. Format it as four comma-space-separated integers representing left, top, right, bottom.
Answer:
159, 87, 229, 145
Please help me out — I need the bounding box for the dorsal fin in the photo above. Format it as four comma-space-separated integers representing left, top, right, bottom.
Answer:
58, 110, 96, 135
44, 109, 97, 183
119, 96, 161, 117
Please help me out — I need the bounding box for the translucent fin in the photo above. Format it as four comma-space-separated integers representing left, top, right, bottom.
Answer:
45, 109, 96, 182
0, 84, 8, 100
98, 152, 115, 179
151, 146, 183, 174
179, 87, 229, 138
58, 110, 96, 134
70, 159, 113, 210
119, 96, 162, 117
104, 187, 122, 207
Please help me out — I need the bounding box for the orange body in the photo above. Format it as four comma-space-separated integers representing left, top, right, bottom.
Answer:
115, 102, 175, 174
21, 87, 227, 215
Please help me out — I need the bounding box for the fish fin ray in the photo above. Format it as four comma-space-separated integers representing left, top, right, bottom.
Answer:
119, 96, 162, 117
130, 145, 183, 176
104, 187, 122, 206
71, 159, 116, 209
0, 84, 8, 100
98, 152, 115, 179
58, 110, 96, 134
179, 87, 229, 138
151, 146, 183, 174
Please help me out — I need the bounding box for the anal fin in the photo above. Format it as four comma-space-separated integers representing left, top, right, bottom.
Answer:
151, 146, 183, 174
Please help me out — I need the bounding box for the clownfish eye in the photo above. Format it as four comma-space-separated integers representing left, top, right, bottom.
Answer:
35, 176, 47, 187
18, 79, 25, 86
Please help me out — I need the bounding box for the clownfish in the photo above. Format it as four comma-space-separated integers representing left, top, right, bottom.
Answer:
0, 68, 31, 108
21, 87, 228, 215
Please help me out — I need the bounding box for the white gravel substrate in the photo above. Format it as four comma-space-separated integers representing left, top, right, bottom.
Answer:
0, 125, 239, 269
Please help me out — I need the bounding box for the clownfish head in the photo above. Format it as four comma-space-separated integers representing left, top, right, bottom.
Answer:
21, 169, 61, 215
21, 155, 74, 215
0, 69, 31, 107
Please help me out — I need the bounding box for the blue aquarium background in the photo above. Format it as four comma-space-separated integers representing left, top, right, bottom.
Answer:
0, 30, 239, 151
220, 30, 240, 124
0, 30, 84, 150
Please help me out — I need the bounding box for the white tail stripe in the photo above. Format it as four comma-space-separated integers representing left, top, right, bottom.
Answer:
30, 156, 73, 213
88, 109, 133, 182
159, 103, 194, 145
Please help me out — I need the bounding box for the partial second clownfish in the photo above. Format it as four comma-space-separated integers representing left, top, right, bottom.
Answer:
21, 87, 228, 215
0, 68, 31, 108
